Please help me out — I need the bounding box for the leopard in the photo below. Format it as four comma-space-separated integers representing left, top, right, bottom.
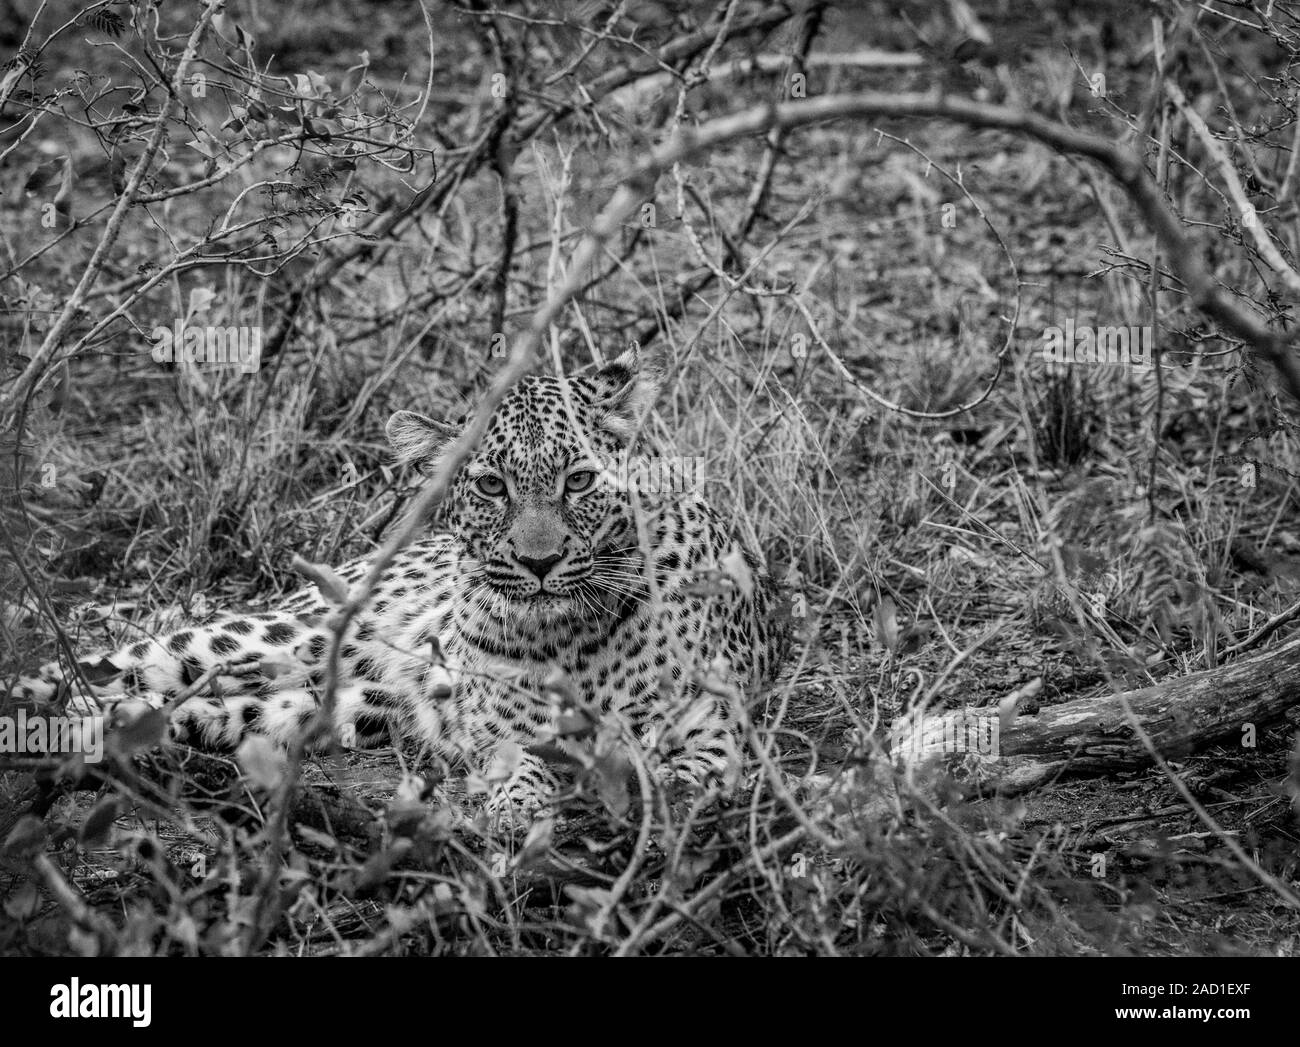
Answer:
12, 349, 788, 823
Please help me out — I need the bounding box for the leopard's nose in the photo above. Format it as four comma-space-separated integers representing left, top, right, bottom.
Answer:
516, 551, 563, 580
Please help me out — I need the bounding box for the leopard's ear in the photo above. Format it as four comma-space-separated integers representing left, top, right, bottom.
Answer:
386, 410, 458, 472
591, 344, 662, 440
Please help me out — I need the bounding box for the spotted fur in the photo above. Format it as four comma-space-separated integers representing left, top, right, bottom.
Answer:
15, 350, 788, 820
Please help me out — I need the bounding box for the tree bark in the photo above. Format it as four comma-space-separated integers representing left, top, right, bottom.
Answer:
896, 632, 1300, 794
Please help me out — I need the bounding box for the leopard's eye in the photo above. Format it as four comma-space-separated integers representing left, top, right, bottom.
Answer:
565, 470, 596, 494
474, 474, 506, 497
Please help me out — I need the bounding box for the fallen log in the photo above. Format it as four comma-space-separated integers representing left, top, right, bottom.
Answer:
893, 631, 1300, 794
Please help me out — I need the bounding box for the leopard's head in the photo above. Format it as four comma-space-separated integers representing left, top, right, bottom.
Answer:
386, 349, 660, 613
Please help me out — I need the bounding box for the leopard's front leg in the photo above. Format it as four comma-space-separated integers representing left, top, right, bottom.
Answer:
645, 691, 740, 794
480, 750, 561, 829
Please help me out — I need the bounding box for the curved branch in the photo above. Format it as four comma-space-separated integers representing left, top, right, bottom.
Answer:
601, 89, 1300, 403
